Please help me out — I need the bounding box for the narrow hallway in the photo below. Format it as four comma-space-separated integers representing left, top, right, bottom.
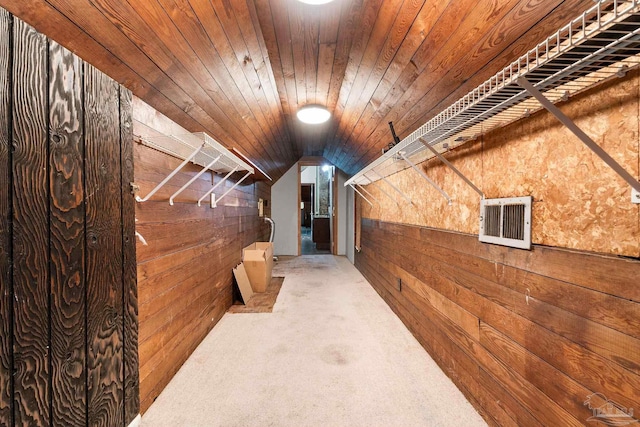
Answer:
141, 256, 486, 427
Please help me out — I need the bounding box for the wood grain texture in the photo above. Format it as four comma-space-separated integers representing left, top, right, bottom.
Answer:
135, 134, 271, 412
120, 87, 139, 425
356, 219, 640, 427
358, 248, 584, 427
359, 68, 639, 258
0, 8, 12, 426
11, 18, 50, 426
0, 0, 604, 178
84, 64, 124, 427
48, 41, 86, 427
0, 13, 137, 425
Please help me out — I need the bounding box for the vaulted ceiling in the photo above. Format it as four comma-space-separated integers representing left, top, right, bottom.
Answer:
2, 0, 595, 180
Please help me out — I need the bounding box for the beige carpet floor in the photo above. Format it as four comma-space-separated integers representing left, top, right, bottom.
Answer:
140, 255, 486, 427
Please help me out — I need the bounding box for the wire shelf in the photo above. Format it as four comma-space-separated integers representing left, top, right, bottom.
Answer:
133, 120, 254, 204
135, 121, 253, 175
346, 0, 640, 187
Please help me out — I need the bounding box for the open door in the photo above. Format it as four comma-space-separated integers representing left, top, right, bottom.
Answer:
299, 163, 334, 255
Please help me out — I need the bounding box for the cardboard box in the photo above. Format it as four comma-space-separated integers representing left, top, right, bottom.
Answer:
242, 242, 273, 292
232, 263, 253, 304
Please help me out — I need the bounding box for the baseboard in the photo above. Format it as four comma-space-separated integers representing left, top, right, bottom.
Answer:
127, 414, 141, 427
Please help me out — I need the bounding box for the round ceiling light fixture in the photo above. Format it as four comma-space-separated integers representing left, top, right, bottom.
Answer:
296, 105, 331, 124
297, 0, 335, 4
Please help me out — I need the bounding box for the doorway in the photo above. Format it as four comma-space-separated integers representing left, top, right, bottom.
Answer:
300, 164, 334, 255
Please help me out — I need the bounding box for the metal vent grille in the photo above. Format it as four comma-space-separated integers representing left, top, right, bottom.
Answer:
484, 205, 502, 237
479, 197, 532, 249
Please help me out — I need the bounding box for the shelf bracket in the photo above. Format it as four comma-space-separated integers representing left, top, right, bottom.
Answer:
517, 77, 640, 195
197, 166, 239, 206
370, 170, 412, 204
169, 154, 222, 205
350, 184, 374, 207
419, 138, 484, 198
135, 142, 205, 202
364, 174, 399, 206
212, 171, 252, 208
357, 183, 381, 205
400, 152, 452, 205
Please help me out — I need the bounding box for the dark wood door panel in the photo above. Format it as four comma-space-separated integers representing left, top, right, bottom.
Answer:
0, 13, 139, 426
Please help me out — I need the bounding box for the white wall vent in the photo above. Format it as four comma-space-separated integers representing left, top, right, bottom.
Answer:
479, 196, 532, 250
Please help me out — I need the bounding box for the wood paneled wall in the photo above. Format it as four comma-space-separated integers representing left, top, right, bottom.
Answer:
134, 141, 271, 412
0, 12, 138, 427
355, 71, 640, 425
356, 219, 639, 426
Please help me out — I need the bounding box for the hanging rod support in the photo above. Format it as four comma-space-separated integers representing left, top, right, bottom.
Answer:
136, 142, 205, 202
419, 138, 484, 198
371, 170, 412, 204
198, 166, 239, 206
517, 77, 640, 193
357, 183, 381, 204
169, 154, 222, 205
400, 152, 452, 205
350, 184, 374, 207
363, 174, 399, 206
213, 171, 252, 208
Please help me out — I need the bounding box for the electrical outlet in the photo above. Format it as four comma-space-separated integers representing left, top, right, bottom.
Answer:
633, 187, 640, 205
210, 193, 217, 208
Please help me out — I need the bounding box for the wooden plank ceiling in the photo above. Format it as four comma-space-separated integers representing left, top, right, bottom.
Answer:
1, 0, 595, 180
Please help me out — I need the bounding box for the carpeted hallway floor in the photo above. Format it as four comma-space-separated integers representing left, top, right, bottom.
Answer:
140, 256, 486, 427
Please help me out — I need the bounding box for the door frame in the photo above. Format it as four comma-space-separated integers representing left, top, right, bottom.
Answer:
298, 158, 337, 256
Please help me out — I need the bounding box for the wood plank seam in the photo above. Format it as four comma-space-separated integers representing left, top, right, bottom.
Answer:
358, 220, 640, 426
12, 18, 51, 425
0, 9, 14, 426
356, 248, 578, 426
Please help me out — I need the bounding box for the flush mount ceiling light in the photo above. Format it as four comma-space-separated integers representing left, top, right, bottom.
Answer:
296, 105, 331, 124
297, 0, 335, 4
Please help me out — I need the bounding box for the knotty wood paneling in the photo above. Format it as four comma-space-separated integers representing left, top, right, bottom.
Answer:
48, 41, 86, 427
0, 13, 138, 426
0, 9, 11, 426
11, 19, 50, 426
356, 219, 640, 427
134, 128, 272, 411
85, 64, 125, 427
120, 88, 140, 425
